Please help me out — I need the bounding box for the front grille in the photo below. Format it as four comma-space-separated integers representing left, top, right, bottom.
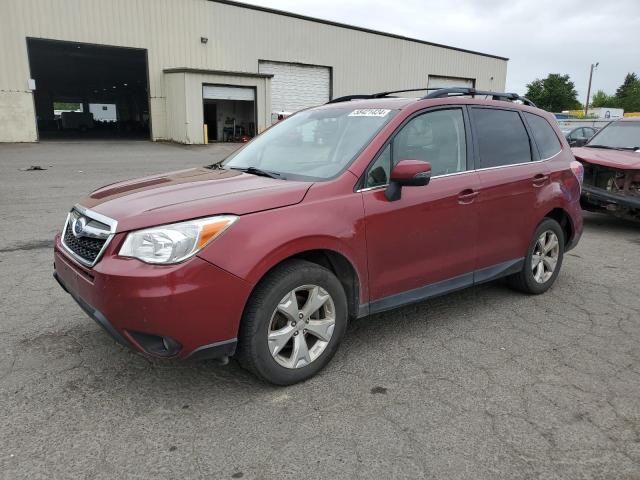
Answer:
61, 208, 115, 267
63, 227, 106, 263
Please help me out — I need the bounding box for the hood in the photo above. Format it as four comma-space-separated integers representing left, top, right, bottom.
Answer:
572, 147, 640, 170
80, 167, 312, 232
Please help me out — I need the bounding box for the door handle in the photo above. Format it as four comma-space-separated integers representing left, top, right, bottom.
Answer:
532, 174, 549, 187
458, 189, 479, 204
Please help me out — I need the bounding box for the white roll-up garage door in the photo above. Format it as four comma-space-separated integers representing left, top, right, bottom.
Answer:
203, 85, 255, 101
427, 76, 475, 89
259, 61, 330, 114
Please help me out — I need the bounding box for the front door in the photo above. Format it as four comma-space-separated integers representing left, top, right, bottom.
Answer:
361, 107, 480, 311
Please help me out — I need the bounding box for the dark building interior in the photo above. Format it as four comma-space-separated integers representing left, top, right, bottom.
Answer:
27, 38, 150, 140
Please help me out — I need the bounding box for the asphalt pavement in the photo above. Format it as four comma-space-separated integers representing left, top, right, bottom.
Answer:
1, 141, 639, 479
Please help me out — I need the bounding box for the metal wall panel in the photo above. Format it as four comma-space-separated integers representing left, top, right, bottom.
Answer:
164, 72, 186, 143
0, 0, 508, 143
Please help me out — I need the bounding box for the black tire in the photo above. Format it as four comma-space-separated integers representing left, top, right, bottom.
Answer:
235, 259, 348, 385
508, 218, 565, 295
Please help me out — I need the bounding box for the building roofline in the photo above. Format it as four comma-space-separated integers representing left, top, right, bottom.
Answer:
210, 0, 509, 61
163, 67, 274, 78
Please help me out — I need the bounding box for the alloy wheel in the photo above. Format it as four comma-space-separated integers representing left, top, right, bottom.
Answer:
531, 231, 560, 284
267, 285, 336, 369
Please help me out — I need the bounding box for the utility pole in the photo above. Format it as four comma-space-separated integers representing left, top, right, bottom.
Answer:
584, 62, 599, 117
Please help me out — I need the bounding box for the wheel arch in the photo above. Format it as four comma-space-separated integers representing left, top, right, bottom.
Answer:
290, 250, 361, 320
243, 243, 365, 323
543, 207, 574, 246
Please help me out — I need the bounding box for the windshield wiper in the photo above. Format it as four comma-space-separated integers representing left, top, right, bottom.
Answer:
585, 145, 625, 151
229, 166, 284, 179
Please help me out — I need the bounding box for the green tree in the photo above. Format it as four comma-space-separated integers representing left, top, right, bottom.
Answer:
615, 73, 639, 97
524, 74, 581, 112
53, 101, 81, 111
591, 90, 618, 108
614, 73, 640, 112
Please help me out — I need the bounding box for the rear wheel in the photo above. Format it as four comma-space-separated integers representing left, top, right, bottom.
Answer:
236, 259, 348, 385
508, 218, 564, 294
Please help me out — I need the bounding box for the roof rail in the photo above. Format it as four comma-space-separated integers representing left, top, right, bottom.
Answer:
423, 87, 537, 107
371, 88, 432, 98
327, 95, 375, 104
327, 87, 537, 107
327, 88, 434, 104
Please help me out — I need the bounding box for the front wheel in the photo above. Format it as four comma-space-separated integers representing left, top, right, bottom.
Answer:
235, 259, 348, 385
508, 218, 565, 294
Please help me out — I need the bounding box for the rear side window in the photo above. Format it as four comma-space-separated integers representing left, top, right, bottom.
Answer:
524, 112, 562, 159
471, 108, 532, 168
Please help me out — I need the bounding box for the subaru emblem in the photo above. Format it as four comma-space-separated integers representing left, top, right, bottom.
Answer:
72, 216, 87, 238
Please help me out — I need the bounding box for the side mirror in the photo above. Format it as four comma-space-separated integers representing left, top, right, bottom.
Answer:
385, 160, 431, 201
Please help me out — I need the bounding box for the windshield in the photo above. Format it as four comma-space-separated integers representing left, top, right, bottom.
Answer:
223, 107, 397, 180
587, 121, 640, 149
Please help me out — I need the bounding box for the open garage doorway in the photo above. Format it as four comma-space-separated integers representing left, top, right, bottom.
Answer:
203, 85, 256, 143
27, 38, 150, 140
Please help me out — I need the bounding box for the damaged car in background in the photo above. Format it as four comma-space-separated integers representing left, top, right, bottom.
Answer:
573, 118, 640, 221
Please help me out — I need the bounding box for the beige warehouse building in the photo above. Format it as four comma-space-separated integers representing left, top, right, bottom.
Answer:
0, 0, 508, 144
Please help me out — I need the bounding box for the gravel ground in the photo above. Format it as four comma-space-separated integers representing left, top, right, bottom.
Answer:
0, 141, 639, 480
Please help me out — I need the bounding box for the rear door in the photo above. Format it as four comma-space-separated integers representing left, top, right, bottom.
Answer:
361, 107, 481, 308
471, 107, 550, 276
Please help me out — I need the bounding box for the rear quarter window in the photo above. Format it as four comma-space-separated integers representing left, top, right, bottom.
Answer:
524, 112, 562, 159
471, 108, 532, 168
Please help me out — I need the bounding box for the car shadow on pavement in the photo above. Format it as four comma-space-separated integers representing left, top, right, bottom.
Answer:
582, 211, 640, 234
53, 281, 509, 394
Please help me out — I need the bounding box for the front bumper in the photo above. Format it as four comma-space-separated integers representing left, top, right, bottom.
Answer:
581, 184, 640, 210
53, 234, 252, 360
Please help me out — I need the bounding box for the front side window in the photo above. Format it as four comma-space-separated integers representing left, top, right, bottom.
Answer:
223, 107, 397, 181
392, 109, 467, 176
364, 108, 467, 188
524, 112, 562, 159
365, 144, 392, 188
472, 108, 532, 168
587, 121, 640, 150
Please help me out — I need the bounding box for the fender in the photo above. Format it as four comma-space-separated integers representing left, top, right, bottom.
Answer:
197, 185, 370, 305
240, 235, 368, 311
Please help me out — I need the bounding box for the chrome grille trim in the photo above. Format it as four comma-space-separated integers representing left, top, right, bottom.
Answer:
60, 205, 118, 268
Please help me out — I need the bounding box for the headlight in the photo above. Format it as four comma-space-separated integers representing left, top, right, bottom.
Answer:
119, 215, 237, 264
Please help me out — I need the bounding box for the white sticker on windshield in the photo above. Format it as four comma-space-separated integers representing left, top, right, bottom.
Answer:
348, 109, 391, 117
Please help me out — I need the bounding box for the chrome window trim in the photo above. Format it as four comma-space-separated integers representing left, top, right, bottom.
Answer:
356, 169, 472, 192
357, 185, 386, 193
355, 152, 559, 193
60, 204, 118, 268
474, 149, 560, 172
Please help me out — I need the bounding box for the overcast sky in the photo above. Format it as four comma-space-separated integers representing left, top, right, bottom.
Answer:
241, 0, 640, 103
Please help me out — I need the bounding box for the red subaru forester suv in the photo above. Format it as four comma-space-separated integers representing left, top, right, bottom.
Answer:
54, 88, 584, 385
